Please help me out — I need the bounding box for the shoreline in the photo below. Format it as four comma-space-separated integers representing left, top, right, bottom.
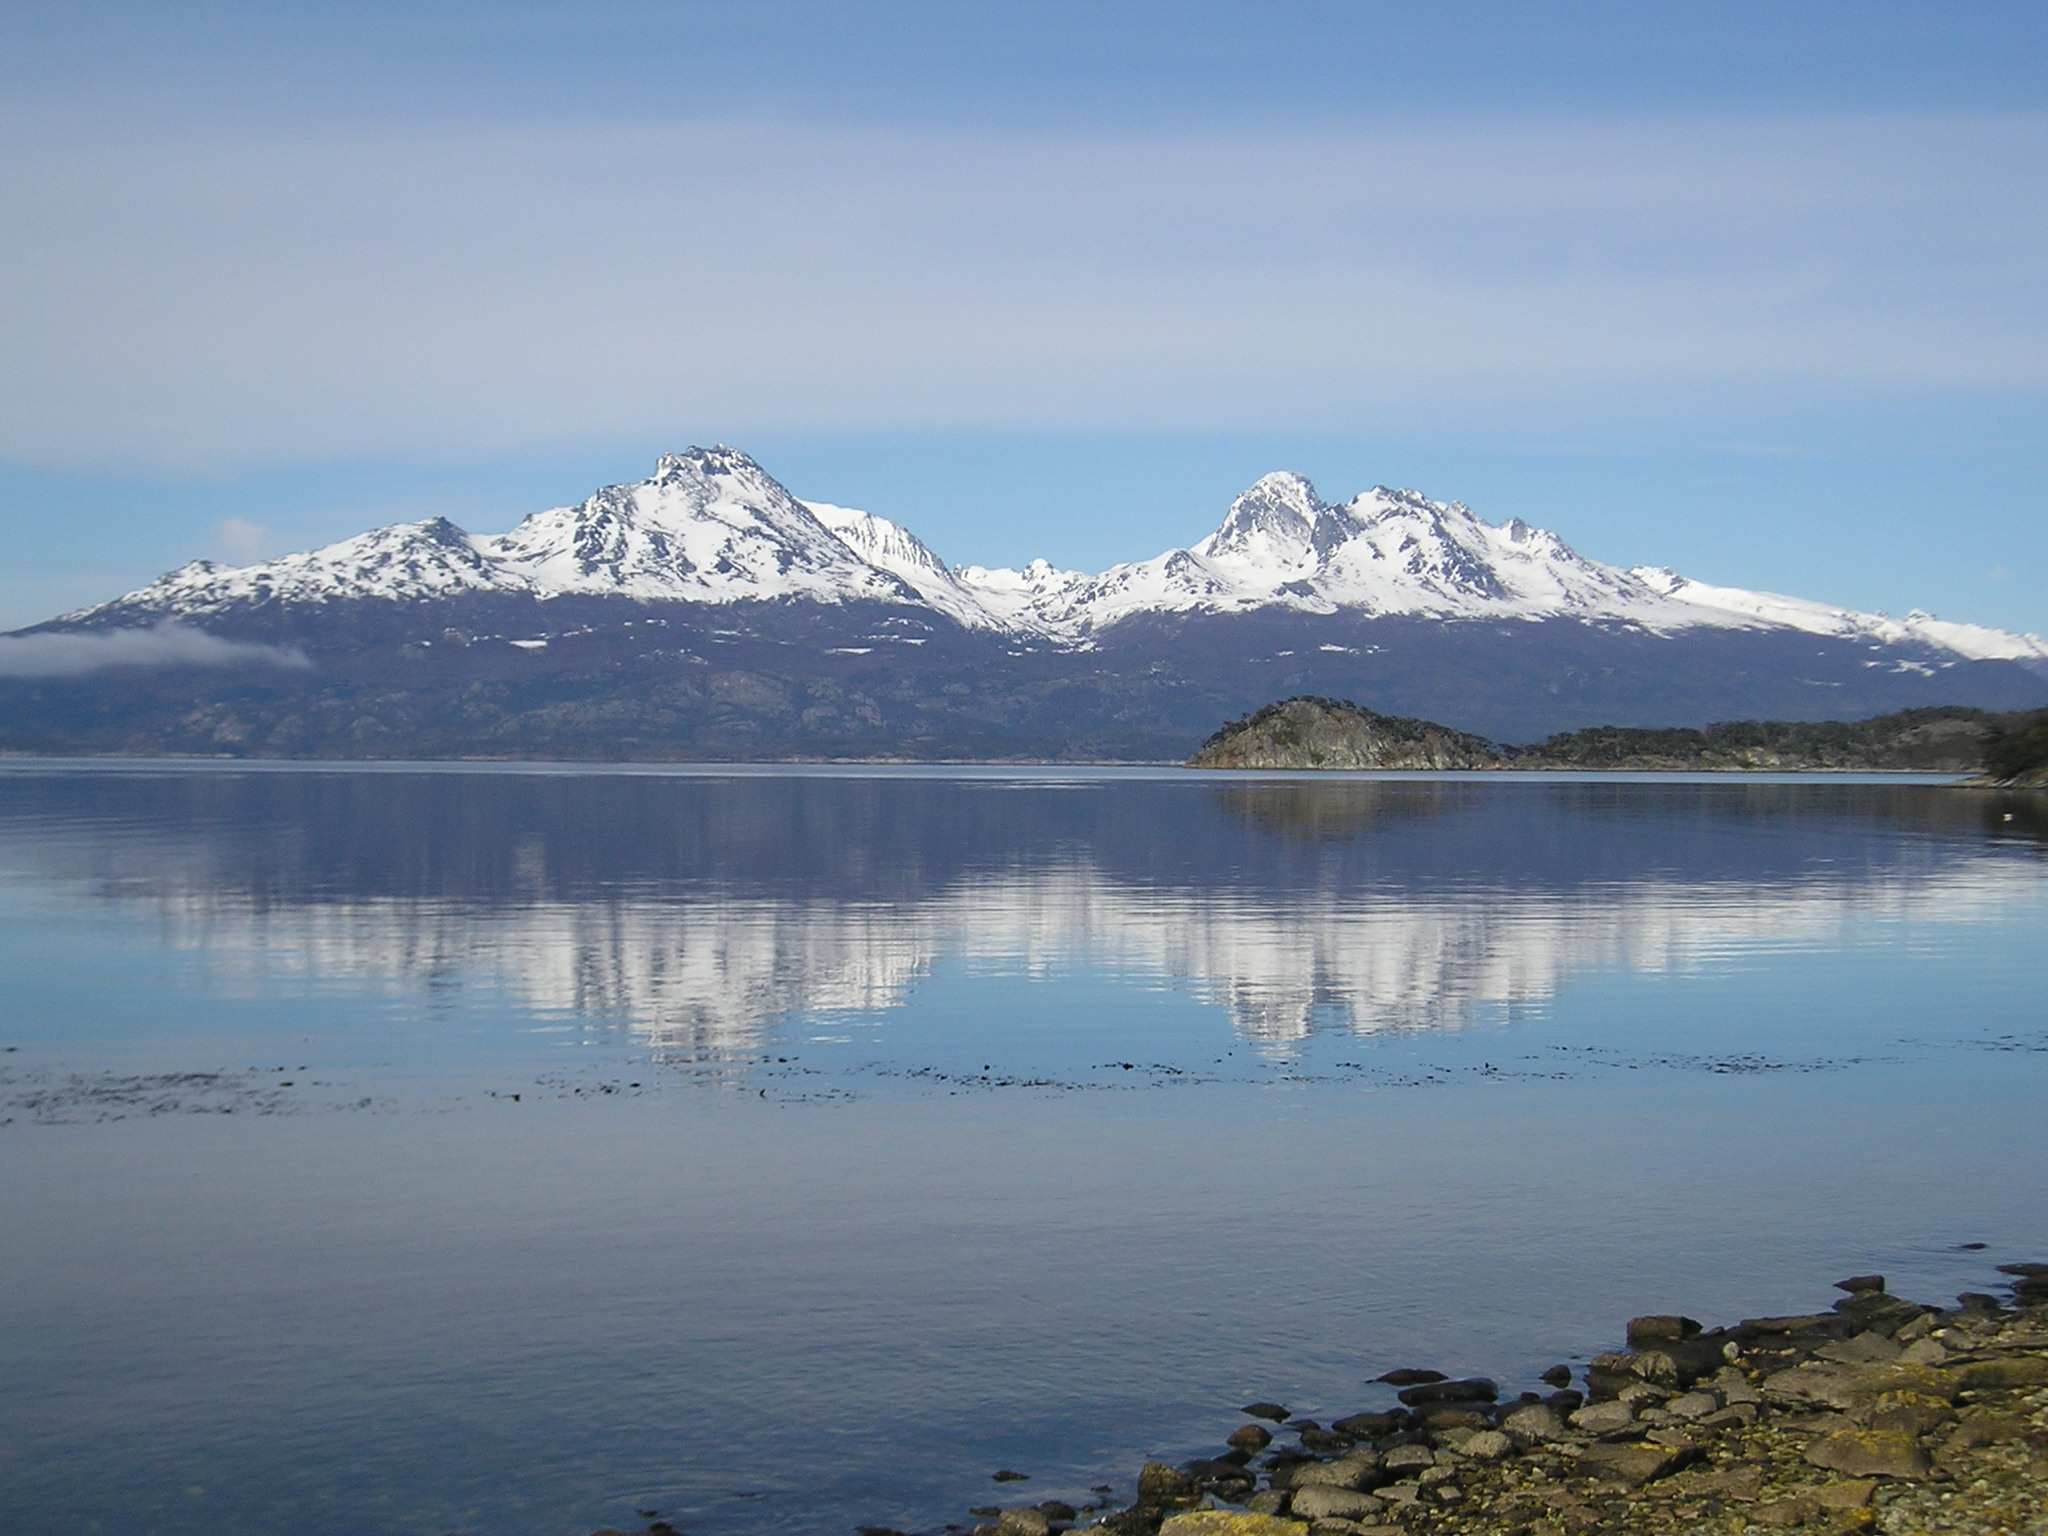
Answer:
824, 1266, 2048, 1536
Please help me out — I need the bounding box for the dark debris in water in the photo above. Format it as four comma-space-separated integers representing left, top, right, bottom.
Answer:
0, 1065, 308, 1124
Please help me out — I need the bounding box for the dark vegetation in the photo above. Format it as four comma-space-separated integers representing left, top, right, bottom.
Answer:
1188, 698, 2048, 780
1982, 707, 2048, 784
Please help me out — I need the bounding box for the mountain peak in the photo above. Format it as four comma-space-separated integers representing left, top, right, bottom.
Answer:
652, 444, 764, 481
1200, 471, 1325, 564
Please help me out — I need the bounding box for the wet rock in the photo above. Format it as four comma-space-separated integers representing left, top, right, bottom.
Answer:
1575, 1441, 1697, 1485
1625, 1315, 1701, 1346
1395, 1377, 1495, 1407
1329, 1412, 1399, 1438
994, 1469, 1031, 1482
1157, 1514, 1308, 1536
1241, 1403, 1291, 1423
1375, 1369, 1446, 1387
1802, 1428, 1933, 1480
1297, 1429, 1355, 1453
1413, 1404, 1492, 1431
1244, 1491, 1289, 1516
1835, 1275, 1886, 1294
1226, 1424, 1273, 1453
1540, 1364, 1574, 1388
1038, 1501, 1077, 1522
1287, 1487, 1384, 1523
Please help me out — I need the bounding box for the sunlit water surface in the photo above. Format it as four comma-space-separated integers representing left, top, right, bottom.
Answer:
1, 764, 2045, 1536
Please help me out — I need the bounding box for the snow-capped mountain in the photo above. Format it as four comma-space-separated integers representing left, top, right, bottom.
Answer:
13, 444, 2047, 760
60, 447, 2048, 672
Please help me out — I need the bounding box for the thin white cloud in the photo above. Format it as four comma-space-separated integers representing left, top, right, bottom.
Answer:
214, 518, 268, 556
0, 111, 2042, 464
0, 623, 311, 677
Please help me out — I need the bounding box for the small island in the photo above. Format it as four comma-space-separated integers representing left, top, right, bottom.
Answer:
1187, 698, 2048, 782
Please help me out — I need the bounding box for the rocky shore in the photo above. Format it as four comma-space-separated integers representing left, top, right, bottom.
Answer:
873, 1265, 2048, 1536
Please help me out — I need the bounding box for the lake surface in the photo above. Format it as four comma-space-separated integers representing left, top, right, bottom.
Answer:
2, 763, 2045, 1536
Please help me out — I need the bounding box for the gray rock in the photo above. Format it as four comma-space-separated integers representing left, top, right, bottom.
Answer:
997, 1509, 1050, 1536
1664, 1390, 1723, 1420
1290, 1455, 1379, 1491
1802, 1429, 1932, 1480
1288, 1486, 1384, 1522
1576, 1441, 1698, 1486
1699, 1402, 1759, 1429
1459, 1430, 1513, 1462
1896, 1336, 1950, 1366
1379, 1445, 1435, 1475
1568, 1402, 1636, 1435
1499, 1403, 1567, 1442
1244, 1491, 1289, 1516
1816, 1331, 1902, 1366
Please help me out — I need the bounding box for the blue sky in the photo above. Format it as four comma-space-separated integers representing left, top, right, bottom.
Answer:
2, 1, 2045, 633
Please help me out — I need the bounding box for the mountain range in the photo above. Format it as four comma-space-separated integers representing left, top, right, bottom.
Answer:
4, 445, 2045, 759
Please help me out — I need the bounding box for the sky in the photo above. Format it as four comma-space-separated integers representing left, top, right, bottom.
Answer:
1, 0, 2045, 634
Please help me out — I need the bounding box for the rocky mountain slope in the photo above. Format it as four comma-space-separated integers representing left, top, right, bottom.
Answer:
5, 447, 2046, 759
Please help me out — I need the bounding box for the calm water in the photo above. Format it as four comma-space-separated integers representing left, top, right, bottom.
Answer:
2, 763, 2045, 1536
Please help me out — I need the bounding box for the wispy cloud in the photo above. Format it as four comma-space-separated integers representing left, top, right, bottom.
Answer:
0, 111, 2041, 465
213, 518, 267, 556
0, 623, 311, 677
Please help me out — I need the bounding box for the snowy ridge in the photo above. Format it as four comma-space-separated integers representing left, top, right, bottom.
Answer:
54, 447, 2048, 670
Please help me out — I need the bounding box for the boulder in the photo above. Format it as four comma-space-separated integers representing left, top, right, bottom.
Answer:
1499, 1403, 1567, 1442
1289, 1456, 1380, 1492
1626, 1315, 1702, 1346
1287, 1487, 1384, 1523
1138, 1462, 1201, 1507
1458, 1430, 1514, 1462
1158, 1513, 1309, 1536
1395, 1377, 1495, 1407
1802, 1429, 1932, 1480
1576, 1441, 1697, 1485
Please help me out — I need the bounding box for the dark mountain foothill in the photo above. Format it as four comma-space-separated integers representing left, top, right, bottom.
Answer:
3, 448, 2045, 760
1186, 695, 2048, 779
924, 1264, 2048, 1536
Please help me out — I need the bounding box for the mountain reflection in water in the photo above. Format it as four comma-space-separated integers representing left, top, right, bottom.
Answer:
1, 766, 2037, 1055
